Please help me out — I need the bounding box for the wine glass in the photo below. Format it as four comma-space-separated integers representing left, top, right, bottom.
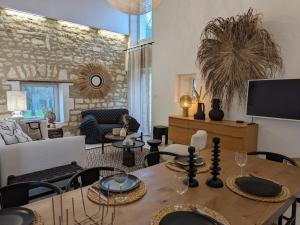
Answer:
113, 169, 128, 202
173, 175, 188, 210
235, 152, 247, 176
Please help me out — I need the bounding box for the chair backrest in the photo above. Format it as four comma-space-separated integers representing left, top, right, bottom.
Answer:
190, 130, 207, 151
144, 151, 179, 167
81, 109, 128, 124
247, 151, 298, 166
66, 166, 120, 191
0, 181, 61, 208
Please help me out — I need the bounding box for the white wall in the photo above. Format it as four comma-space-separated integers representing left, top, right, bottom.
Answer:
0, 0, 129, 34
152, 0, 300, 157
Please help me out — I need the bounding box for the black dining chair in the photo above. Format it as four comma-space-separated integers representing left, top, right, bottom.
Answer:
0, 181, 61, 209
248, 151, 298, 225
66, 166, 122, 191
143, 151, 179, 167
248, 151, 298, 166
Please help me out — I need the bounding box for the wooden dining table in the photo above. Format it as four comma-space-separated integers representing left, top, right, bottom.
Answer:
26, 149, 300, 225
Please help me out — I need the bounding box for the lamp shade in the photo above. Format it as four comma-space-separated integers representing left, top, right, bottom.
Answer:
6, 91, 27, 111
180, 95, 192, 108
106, 0, 161, 15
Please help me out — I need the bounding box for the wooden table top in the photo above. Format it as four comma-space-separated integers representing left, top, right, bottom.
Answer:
26, 150, 300, 225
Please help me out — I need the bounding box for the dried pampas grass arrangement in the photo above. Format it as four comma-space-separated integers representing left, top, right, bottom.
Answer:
197, 8, 283, 107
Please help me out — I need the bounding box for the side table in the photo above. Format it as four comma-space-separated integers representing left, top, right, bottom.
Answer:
153, 125, 168, 145
112, 141, 145, 167
147, 139, 162, 165
48, 127, 64, 139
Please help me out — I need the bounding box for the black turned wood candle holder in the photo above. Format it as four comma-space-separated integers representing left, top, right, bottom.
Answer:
183, 146, 199, 187
206, 137, 224, 188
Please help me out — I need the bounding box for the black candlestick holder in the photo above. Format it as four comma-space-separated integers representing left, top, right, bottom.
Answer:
206, 137, 224, 188
183, 146, 199, 187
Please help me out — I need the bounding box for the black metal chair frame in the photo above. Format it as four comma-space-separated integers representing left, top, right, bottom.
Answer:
143, 151, 179, 167
248, 151, 298, 166
248, 151, 298, 225
0, 181, 61, 208
66, 166, 122, 191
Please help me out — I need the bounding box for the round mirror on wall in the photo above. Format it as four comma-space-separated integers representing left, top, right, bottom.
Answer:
90, 75, 103, 87
74, 61, 112, 98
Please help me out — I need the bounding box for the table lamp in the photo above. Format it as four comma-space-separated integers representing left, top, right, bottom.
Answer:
6, 91, 27, 118
180, 95, 192, 117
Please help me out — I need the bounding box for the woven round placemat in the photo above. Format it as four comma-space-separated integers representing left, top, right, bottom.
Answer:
150, 204, 230, 225
87, 181, 147, 206
226, 176, 291, 202
165, 161, 210, 174
32, 211, 43, 225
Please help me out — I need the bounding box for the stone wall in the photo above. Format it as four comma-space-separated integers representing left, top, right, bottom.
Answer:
0, 9, 128, 135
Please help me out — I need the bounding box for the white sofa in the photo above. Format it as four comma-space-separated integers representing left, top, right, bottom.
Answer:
0, 136, 86, 186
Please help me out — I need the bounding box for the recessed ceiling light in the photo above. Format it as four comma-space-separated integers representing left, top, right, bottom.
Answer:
58, 20, 90, 30
98, 30, 126, 40
5, 8, 46, 21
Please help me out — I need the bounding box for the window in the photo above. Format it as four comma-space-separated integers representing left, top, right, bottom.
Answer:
21, 82, 59, 121
138, 11, 152, 41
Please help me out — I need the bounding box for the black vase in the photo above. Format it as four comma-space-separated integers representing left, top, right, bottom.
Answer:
209, 99, 224, 121
194, 103, 205, 120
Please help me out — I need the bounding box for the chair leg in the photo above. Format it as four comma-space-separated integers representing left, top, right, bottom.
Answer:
281, 200, 297, 225
140, 132, 143, 152
292, 201, 297, 225
278, 215, 283, 225
102, 143, 104, 154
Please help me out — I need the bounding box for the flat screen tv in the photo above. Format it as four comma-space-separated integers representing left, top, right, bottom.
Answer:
246, 79, 300, 121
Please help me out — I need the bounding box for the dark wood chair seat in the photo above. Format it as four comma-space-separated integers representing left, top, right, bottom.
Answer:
8, 162, 83, 191
0, 181, 61, 208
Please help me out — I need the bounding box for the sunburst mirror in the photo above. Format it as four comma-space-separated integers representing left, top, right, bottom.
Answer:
74, 61, 112, 98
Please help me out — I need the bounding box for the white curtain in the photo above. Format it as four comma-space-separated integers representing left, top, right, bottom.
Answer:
127, 45, 152, 135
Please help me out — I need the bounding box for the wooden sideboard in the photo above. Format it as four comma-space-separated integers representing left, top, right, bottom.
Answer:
168, 116, 258, 152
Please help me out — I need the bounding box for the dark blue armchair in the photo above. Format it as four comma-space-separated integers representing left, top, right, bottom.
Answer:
80, 109, 140, 151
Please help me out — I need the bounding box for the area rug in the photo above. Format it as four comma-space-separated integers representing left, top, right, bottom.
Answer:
86, 144, 150, 173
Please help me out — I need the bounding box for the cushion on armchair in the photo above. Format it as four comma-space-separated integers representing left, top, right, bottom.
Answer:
127, 116, 140, 132
80, 114, 101, 144
119, 114, 140, 133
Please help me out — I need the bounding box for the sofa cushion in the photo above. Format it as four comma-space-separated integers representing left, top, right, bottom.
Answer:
128, 116, 140, 132
0, 120, 32, 145
81, 109, 128, 124
119, 114, 140, 133
98, 123, 123, 135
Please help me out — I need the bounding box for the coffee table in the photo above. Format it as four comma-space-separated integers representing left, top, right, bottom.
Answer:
112, 141, 145, 167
